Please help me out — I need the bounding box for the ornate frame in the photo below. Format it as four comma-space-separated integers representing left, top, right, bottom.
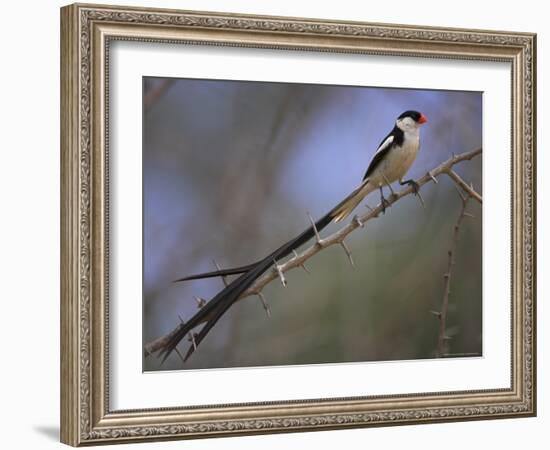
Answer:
60, 3, 536, 446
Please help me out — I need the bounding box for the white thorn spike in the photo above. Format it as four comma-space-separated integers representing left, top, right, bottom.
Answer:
340, 240, 355, 268
273, 259, 287, 287
307, 211, 322, 244
293, 249, 311, 274
258, 292, 271, 317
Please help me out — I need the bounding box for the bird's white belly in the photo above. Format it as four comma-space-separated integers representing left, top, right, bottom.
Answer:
369, 136, 419, 187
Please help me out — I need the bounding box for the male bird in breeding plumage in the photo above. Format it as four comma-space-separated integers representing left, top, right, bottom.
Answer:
156, 110, 428, 363
332, 110, 428, 221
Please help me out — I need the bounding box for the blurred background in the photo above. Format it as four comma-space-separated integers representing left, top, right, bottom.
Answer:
142, 77, 482, 371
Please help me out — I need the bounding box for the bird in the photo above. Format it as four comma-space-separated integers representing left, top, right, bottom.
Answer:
332, 109, 428, 221
155, 110, 428, 363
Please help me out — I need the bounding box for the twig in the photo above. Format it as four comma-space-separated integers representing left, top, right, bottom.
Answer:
144, 148, 482, 355
434, 190, 472, 357
445, 169, 482, 204
143, 323, 185, 356
240, 148, 481, 300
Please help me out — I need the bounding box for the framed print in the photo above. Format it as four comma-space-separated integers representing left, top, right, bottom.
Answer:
60, 3, 536, 446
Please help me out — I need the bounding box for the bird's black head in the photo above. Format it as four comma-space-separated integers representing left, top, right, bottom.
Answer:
398, 110, 428, 124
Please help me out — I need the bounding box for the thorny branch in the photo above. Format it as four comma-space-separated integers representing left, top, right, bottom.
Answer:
445, 169, 482, 204
144, 148, 482, 358
239, 148, 481, 300
432, 178, 479, 357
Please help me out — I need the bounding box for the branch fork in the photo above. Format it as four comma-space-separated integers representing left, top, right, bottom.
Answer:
434, 176, 478, 357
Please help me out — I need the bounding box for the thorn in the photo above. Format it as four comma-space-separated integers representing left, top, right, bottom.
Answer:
273, 259, 287, 287
293, 250, 311, 274
188, 332, 197, 351
453, 184, 466, 202
443, 335, 453, 341
353, 215, 365, 228
340, 240, 355, 268
178, 315, 185, 324
213, 259, 229, 287
174, 347, 186, 365
307, 211, 322, 244
364, 204, 374, 212
415, 190, 426, 209
193, 296, 206, 308
463, 212, 475, 218
257, 292, 271, 317
430, 310, 442, 318
428, 171, 439, 184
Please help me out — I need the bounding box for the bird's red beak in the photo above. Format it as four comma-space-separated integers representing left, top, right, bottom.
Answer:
418, 113, 428, 124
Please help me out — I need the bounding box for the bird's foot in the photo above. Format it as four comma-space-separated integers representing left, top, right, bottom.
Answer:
401, 179, 425, 208
402, 179, 420, 195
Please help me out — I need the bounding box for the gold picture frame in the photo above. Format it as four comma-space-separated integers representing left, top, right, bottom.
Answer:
60, 3, 536, 446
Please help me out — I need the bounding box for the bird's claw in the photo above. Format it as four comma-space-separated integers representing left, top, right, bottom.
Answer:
402, 179, 425, 208
408, 180, 420, 195
400, 179, 420, 195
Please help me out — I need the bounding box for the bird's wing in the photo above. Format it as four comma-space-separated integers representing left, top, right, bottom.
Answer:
362, 133, 394, 181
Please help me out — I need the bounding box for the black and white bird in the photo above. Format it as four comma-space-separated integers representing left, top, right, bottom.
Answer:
332, 109, 428, 221
156, 110, 428, 363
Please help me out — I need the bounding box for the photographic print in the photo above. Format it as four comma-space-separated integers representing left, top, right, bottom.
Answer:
143, 78, 483, 371
61, 4, 535, 444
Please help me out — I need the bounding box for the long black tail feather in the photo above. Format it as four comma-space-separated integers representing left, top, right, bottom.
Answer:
158, 210, 335, 363
159, 181, 372, 363
173, 180, 369, 284
173, 263, 257, 283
